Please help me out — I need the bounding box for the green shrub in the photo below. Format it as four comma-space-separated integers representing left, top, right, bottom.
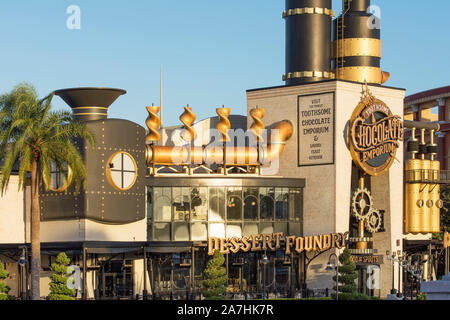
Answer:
202, 250, 228, 300
417, 292, 427, 300
331, 248, 358, 300
0, 263, 14, 300
48, 253, 76, 300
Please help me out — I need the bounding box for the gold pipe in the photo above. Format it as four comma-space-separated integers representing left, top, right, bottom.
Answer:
411, 127, 417, 160
249, 107, 265, 143
404, 120, 440, 131
420, 128, 426, 160
145, 105, 161, 143
180, 105, 196, 143
216, 107, 231, 143
146, 120, 293, 166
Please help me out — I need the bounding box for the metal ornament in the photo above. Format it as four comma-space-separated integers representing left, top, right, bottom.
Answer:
366, 209, 382, 233
351, 187, 374, 221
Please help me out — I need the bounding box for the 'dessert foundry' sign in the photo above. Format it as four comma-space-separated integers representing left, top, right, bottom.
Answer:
298, 92, 334, 166
208, 232, 349, 256
349, 91, 403, 176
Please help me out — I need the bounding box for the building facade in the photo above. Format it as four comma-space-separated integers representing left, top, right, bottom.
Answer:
0, 0, 446, 300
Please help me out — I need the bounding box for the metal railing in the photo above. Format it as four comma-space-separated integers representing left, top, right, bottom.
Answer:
405, 170, 450, 184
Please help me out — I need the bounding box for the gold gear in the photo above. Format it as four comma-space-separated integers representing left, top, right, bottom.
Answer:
351, 187, 374, 221
366, 209, 382, 233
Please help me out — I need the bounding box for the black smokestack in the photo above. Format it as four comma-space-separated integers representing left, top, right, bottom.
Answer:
343, 0, 370, 12
55, 87, 126, 122
333, 0, 387, 84
283, 0, 333, 85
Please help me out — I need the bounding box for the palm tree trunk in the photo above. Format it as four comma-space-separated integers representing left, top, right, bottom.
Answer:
30, 156, 41, 300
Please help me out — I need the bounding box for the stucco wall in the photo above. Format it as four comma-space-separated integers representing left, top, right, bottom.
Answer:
0, 175, 25, 244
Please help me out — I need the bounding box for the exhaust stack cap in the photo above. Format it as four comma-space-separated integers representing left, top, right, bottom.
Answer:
54, 87, 127, 121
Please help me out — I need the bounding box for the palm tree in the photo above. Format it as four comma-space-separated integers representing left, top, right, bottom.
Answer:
0, 83, 95, 300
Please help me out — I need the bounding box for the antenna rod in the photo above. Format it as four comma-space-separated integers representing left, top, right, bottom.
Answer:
160, 65, 163, 129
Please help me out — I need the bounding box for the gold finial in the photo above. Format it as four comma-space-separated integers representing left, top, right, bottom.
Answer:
180, 105, 196, 142
216, 106, 231, 142
145, 105, 161, 143
249, 106, 265, 142
363, 80, 375, 104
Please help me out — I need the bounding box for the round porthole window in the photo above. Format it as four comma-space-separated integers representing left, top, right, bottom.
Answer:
106, 151, 137, 191
44, 161, 72, 192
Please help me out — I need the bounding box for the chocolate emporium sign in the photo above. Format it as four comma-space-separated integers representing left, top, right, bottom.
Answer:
349, 87, 404, 176
208, 232, 349, 256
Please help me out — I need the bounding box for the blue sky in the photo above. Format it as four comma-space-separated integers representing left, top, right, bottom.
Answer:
0, 0, 449, 127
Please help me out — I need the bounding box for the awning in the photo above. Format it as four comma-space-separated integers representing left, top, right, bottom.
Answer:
146, 246, 192, 253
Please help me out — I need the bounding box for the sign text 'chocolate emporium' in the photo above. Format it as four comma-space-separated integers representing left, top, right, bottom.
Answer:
349, 90, 403, 176
208, 232, 349, 256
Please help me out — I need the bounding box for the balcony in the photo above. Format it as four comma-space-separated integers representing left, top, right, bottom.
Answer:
405, 170, 450, 185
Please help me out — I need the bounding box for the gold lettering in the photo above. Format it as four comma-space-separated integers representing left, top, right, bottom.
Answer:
220, 238, 230, 254
208, 237, 219, 256
230, 237, 240, 254
263, 234, 275, 251
274, 232, 284, 249
322, 234, 332, 250
241, 236, 251, 252
304, 236, 313, 252
285, 236, 296, 255
313, 235, 323, 252
251, 235, 261, 252
295, 237, 304, 253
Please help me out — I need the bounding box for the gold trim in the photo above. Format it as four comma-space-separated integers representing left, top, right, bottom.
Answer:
74, 112, 108, 116
106, 151, 138, 191
334, 67, 382, 84
332, 38, 381, 58
43, 165, 73, 193
282, 7, 335, 18
348, 89, 400, 176
283, 71, 335, 81
72, 107, 109, 110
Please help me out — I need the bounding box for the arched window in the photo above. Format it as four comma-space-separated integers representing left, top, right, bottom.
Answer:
45, 161, 72, 192
106, 151, 137, 191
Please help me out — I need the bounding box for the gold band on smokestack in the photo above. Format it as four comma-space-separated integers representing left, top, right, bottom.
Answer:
250, 107, 265, 142
180, 105, 196, 143
216, 107, 231, 142
145, 106, 161, 143
333, 0, 389, 85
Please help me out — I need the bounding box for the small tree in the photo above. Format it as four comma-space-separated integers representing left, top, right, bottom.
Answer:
331, 248, 360, 300
0, 263, 14, 300
202, 250, 228, 300
48, 252, 76, 300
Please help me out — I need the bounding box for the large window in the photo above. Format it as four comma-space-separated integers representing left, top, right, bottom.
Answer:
244, 188, 258, 220
150, 186, 303, 241
106, 152, 137, 191
45, 161, 72, 192
260, 188, 275, 220
227, 187, 243, 221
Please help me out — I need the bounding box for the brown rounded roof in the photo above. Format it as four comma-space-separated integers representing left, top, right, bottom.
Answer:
405, 85, 450, 105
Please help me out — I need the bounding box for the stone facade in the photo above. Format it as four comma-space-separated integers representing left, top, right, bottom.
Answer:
247, 80, 406, 296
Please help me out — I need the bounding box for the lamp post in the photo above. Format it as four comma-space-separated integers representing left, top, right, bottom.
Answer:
262, 252, 269, 300
326, 253, 339, 301
386, 250, 397, 294
397, 250, 404, 298
18, 247, 28, 300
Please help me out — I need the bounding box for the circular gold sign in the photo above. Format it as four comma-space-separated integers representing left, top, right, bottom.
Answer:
348, 93, 403, 176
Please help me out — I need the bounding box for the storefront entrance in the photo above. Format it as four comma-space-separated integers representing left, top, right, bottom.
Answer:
98, 260, 133, 299
149, 248, 301, 299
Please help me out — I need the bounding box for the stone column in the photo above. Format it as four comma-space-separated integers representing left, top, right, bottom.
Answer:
411, 104, 421, 121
